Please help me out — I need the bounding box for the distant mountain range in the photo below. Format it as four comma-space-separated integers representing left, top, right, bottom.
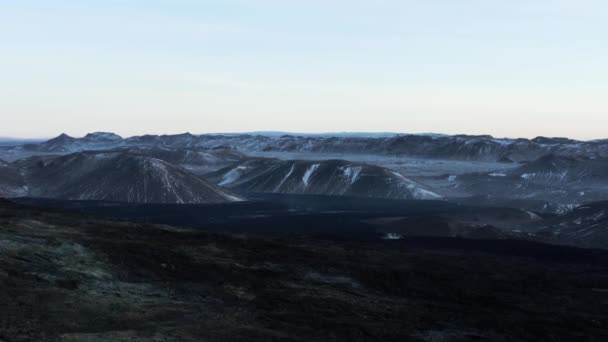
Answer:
2, 131, 607, 162
1, 131, 608, 215
0, 147, 441, 203
1, 131, 607, 250
0, 138, 46, 146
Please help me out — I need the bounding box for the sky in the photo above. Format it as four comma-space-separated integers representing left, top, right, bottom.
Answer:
1, 0, 607, 140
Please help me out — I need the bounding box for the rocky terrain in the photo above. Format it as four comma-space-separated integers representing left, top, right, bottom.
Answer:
207, 158, 441, 200
534, 201, 608, 249
1, 199, 607, 341
17, 192, 608, 252
0, 161, 27, 198
13, 194, 538, 240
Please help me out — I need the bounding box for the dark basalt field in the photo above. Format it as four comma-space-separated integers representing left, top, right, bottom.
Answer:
1, 199, 607, 341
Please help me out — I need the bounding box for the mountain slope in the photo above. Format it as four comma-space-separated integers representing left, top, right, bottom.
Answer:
513, 154, 608, 185
208, 159, 441, 200
0, 161, 27, 197
535, 201, 608, 249
18, 151, 241, 203
111, 146, 246, 175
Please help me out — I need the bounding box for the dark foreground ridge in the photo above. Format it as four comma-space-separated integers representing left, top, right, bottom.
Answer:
1, 199, 607, 341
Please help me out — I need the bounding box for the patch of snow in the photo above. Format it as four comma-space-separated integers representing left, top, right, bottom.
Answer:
302, 163, 320, 187
390, 171, 442, 200
489, 173, 506, 177
222, 193, 245, 202
493, 139, 514, 146
521, 173, 535, 180
339, 166, 363, 184
275, 164, 295, 191
412, 187, 443, 200
556, 204, 578, 214
93, 152, 119, 160
383, 233, 403, 240
525, 211, 541, 220
219, 165, 249, 186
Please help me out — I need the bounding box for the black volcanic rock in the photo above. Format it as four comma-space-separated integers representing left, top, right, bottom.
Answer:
0, 202, 607, 341
208, 158, 441, 200
19, 151, 241, 203
464, 225, 509, 239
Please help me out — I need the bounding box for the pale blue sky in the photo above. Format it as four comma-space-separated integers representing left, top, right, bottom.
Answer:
1, 1, 607, 139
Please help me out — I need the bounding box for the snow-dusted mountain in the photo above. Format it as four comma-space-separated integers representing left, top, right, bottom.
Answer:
3, 132, 608, 163
123, 133, 607, 162
11, 151, 241, 204
513, 154, 608, 184
448, 155, 608, 210
105, 146, 246, 175
2, 131, 608, 213
207, 159, 441, 200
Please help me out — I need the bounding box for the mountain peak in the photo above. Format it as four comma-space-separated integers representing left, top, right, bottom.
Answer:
47, 133, 75, 143
532, 136, 578, 145
83, 132, 123, 141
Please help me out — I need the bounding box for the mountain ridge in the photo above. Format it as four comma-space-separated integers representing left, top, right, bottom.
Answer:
4, 131, 608, 163
207, 158, 442, 200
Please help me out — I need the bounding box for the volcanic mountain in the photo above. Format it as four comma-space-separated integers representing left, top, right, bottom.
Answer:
14, 151, 241, 203
208, 159, 441, 200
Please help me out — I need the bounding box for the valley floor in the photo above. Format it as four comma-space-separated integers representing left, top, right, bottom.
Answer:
1, 200, 607, 341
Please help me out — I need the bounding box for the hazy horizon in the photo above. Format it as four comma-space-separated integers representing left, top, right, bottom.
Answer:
1, 130, 606, 142
2, 1, 607, 140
